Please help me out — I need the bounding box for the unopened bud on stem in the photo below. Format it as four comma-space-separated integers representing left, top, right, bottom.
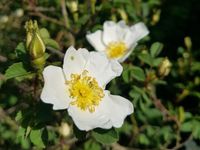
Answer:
58, 122, 71, 137
29, 32, 45, 59
158, 57, 172, 77
25, 20, 46, 70
184, 36, 192, 50
117, 9, 128, 22
66, 0, 79, 22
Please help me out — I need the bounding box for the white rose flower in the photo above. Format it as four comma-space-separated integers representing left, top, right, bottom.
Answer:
86, 20, 149, 62
41, 46, 133, 131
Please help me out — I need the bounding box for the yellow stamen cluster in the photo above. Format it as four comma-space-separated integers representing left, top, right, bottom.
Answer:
66, 70, 104, 113
106, 41, 127, 59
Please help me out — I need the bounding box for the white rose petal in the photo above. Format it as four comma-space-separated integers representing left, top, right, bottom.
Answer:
85, 52, 122, 88
130, 22, 149, 42
116, 20, 129, 40
68, 91, 133, 131
102, 21, 119, 45
63, 46, 89, 80
124, 22, 149, 48
41, 66, 70, 110
105, 91, 134, 128
86, 30, 106, 52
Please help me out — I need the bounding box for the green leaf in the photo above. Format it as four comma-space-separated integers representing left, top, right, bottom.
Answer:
138, 53, 153, 66
159, 126, 174, 141
181, 121, 193, 132
39, 28, 50, 39
91, 24, 103, 32
15, 42, 29, 63
131, 66, 145, 81
5, 62, 30, 80
92, 128, 119, 144
142, 3, 150, 18
144, 108, 162, 120
25, 126, 32, 138
152, 79, 167, 85
150, 42, 163, 57
84, 140, 101, 150
20, 138, 30, 150
153, 58, 163, 67
43, 38, 60, 50
129, 89, 141, 101
191, 91, 200, 99
126, 5, 137, 20
15, 42, 26, 57
73, 125, 87, 140
122, 65, 131, 83
139, 134, 150, 145
132, 86, 144, 94
192, 120, 200, 139
17, 126, 26, 140
146, 126, 155, 136
15, 111, 23, 122
77, 14, 90, 26
191, 62, 200, 72
30, 129, 45, 148
118, 122, 132, 135
142, 93, 152, 106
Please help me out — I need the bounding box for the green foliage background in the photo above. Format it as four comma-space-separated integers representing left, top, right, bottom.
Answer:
1, 0, 200, 149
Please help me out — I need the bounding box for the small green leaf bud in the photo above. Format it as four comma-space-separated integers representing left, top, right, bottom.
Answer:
158, 57, 172, 77
66, 0, 79, 22
117, 9, 128, 22
66, 0, 78, 13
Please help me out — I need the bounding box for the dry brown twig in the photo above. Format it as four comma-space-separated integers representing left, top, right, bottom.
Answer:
29, 11, 65, 26
148, 90, 180, 127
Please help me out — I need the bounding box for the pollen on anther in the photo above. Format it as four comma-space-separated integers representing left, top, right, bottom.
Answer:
67, 70, 104, 113
106, 41, 127, 59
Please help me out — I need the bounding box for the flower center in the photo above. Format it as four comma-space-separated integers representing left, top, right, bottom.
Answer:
66, 70, 104, 113
106, 41, 127, 59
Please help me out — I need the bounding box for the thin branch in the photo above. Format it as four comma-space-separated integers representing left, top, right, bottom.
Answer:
0, 108, 18, 130
147, 87, 184, 150
26, 6, 56, 12
6, 103, 29, 115
61, 0, 70, 29
46, 46, 64, 59
165, 134, 193, 150
29, 12, 65, 27
148, 91, 180, 127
